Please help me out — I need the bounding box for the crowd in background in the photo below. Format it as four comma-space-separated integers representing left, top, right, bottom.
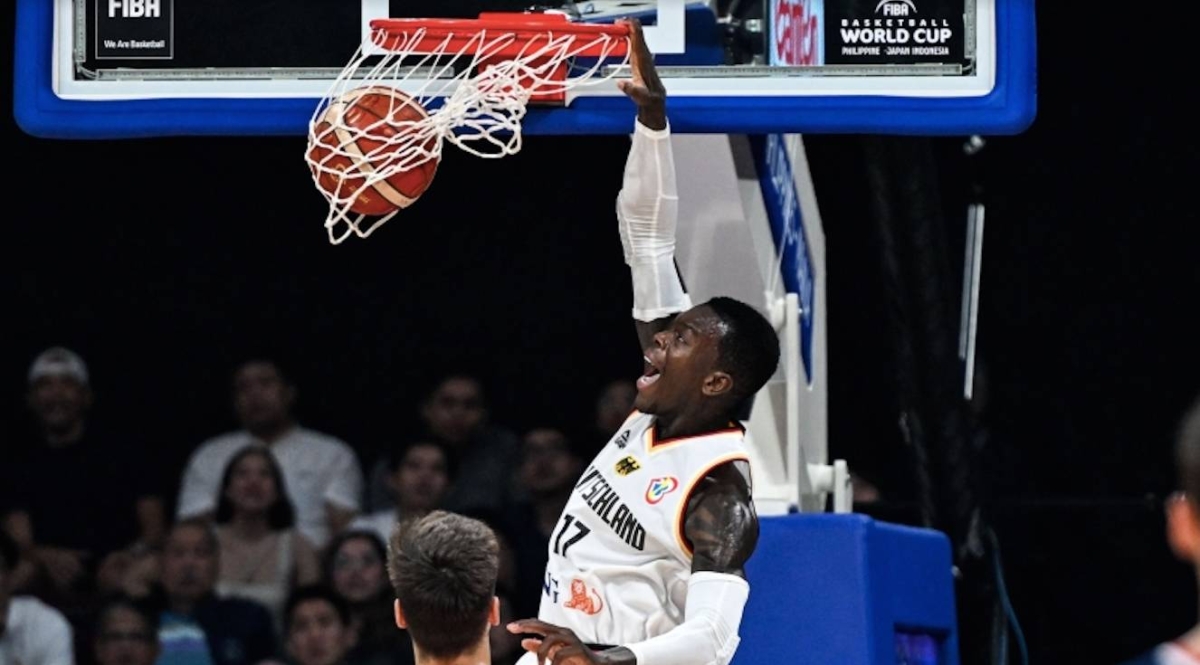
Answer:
1, 346, 639, 665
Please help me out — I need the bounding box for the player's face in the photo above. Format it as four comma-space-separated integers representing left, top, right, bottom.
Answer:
225, 452, 279, 515
633, 306, 726, 417
393, 444, 449, 512
232, 362, 294, 432
94, 607, 159, 665
287, 600, 352, 665
330, 538, 387, 604
27, 375, 90, 434
160, 525, 218, 603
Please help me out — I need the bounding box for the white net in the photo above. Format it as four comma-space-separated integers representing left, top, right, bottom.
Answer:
306, 18, 631, 244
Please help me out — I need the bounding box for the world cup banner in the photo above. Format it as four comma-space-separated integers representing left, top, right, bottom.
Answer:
824, 0, 967, 66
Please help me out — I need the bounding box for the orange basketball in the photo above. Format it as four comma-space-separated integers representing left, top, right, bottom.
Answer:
307, 86, 440, 216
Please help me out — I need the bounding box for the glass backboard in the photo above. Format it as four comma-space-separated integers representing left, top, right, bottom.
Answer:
13, 0, 1036, 138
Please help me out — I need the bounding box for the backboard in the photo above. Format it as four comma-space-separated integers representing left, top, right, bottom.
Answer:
13, 0, 1036, 138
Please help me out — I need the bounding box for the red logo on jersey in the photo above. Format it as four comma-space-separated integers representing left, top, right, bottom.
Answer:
645, 476, 679, 504
563, 579, 604, 615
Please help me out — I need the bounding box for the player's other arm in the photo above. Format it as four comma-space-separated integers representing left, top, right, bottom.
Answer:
511, 463, 757, 665
613, 462, 757, 665
615, 19, 689, 351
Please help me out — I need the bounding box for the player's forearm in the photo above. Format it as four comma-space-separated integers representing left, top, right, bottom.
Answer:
605, 572, 750, 665
617, 119, 689, 323
617, 120, 677, 249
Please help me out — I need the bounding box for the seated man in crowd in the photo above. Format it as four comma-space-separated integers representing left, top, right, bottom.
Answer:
504, 427, 584, 622
351, 440, 452, 544
0, 530, 74, 665
283, 586, 356, 665
369, 374, 517, 517
132, 519, 277, 665
2, 347, 166, 615
91, 596, 160, 665
176, 359, 364, 550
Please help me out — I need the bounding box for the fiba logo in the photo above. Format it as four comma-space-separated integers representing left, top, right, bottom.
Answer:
108, 0, 160, 18
875, 0, 917, 16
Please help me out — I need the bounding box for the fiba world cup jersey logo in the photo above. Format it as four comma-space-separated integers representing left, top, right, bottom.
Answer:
644, 476, 679, 505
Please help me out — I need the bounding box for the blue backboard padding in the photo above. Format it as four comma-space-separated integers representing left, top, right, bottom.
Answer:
13, 0, 1036, 138
735, 514, 960, 665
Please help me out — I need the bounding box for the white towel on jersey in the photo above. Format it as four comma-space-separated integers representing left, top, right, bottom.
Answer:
536, 411, 749, 647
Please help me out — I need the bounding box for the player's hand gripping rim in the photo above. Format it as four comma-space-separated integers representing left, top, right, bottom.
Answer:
615, 18, 667, 130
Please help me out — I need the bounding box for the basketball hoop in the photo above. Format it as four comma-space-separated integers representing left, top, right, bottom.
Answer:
306, 12, 631, 244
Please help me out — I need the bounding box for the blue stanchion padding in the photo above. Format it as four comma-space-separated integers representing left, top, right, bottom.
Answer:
736, 514, 960, 665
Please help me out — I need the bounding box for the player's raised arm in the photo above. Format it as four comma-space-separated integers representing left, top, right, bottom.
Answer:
615, 19, 689, 352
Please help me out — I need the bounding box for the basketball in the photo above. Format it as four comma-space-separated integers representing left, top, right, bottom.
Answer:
307, 86, 440, 216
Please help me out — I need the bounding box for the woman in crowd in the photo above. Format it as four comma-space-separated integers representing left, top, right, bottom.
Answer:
323, 530, 414, 665
213, 446, 321, 628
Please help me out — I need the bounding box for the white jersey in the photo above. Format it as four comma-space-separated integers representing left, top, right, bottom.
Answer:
538, 410, 749, 646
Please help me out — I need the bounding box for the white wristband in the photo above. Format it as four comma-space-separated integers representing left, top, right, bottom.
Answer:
625, 572, 749, 665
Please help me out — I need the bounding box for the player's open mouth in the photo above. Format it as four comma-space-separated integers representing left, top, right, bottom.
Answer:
637, 355, 661, 390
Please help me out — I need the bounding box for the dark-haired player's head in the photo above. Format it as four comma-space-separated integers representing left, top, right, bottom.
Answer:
93, 596, 161, 665
633, 296, 780, 423
387, 511, 499, 661
284, 585, 354, 665
1168, 396, 1200, 584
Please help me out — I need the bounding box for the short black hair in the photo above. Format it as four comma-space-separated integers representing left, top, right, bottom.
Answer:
214, 445, 296, 529
703, 296, 781, 406
387, 439, 456, 477
94, 595, 161, 641
1178, 394, 1200, 500
0, 528, 18, 572
231, 357, 293, 387
168, 517, 219, 554
322, 529, 389, 586
284, 584, 352, 635
388, 511, 498, 659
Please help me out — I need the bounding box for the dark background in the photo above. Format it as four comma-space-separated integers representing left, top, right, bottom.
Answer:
4, 2, 1196, 663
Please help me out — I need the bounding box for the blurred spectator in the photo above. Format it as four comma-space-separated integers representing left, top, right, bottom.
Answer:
322, 531, 412, 665
2, 348, 166, 617
502, 428, 584, 620
1120, 395, 1200, 665
350, 442, 451, 545
176, 360, 364, 549
212, 447, 321, 628
0, 529, 74, 665
368, 375, 517, 516
283, 586, 354, 665
137, 520, 276, 665
92, 596, 160, 665
593, 379, 637, 442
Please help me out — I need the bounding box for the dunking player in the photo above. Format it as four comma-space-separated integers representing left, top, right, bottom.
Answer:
508, 18, 781, 665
